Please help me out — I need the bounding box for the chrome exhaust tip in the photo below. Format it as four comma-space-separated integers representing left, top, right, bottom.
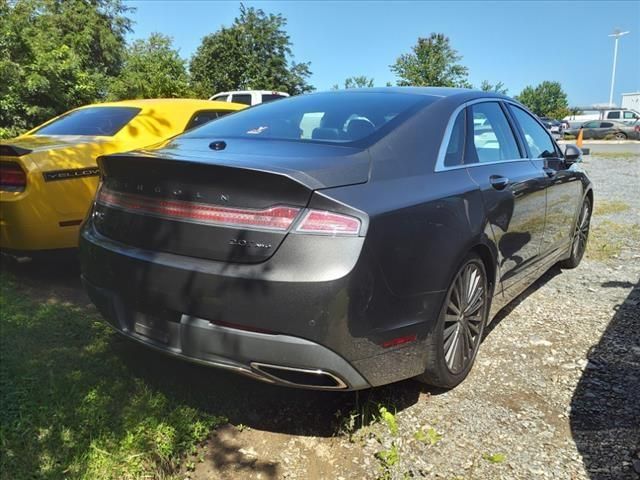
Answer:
250, 362, 348, 390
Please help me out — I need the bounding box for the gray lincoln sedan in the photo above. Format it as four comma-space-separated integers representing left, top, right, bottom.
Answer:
80, 88, 593, 391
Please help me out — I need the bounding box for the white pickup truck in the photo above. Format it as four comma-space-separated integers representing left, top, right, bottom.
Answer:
564, 108, 640, 128
209, 90, 289, 106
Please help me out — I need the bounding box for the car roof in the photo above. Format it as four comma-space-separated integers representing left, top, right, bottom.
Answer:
79, 98, 244, 110
308, 87, 512, 103
212, 90, 289, 95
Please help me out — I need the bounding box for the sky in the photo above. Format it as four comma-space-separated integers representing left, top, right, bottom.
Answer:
126, 1, 640, 107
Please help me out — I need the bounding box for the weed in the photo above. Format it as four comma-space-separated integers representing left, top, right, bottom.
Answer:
378, 406, 398, 436
414, 426, 442, 446
334, 396, 397, 440
482, 452, 506, 463
375, 442, 400, 479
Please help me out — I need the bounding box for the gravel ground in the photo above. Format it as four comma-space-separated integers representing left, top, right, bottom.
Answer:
185, 154, 639, 480
4, 154, 639, 480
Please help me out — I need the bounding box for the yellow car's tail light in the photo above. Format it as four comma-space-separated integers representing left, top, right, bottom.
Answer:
0, 162, 26, 192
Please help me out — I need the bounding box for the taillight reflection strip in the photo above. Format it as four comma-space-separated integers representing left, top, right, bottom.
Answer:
96, 188, 301, 231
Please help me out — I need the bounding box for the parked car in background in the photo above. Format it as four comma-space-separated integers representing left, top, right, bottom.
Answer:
79, 88, 592, 391
563, 108, 640, 128
209, 90, 289, 106
538, 117, 564, 140
0, 99, 246, 255
565, 120, 640, 140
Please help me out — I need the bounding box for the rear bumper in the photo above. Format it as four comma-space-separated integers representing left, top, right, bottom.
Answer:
0, 188, 83, 251
83, 275, 370, 390
80, 220, 438, 389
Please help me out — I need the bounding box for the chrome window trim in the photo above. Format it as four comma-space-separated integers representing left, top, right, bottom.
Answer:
436, 157, 535, 172
435, 98, 547, 172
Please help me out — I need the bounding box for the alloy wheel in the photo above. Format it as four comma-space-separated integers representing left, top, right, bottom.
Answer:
572, 202, 590, 258
443, 263, 487, 374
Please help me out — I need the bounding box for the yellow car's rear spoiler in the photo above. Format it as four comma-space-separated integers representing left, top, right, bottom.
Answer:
0, 145, 32, 157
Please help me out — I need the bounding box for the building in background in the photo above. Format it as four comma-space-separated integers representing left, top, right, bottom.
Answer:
621, 92, 640, 111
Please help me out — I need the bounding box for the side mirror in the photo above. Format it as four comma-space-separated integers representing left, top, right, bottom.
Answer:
564, 144, 583, 164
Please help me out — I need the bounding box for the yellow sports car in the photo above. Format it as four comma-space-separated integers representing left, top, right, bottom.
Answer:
0, 99, 245, 254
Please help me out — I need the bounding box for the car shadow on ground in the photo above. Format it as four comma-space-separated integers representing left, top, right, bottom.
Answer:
484, 264, 563, 338
0, 253, 87, 305
114, 335, 424, 437
569, 279, 640, 480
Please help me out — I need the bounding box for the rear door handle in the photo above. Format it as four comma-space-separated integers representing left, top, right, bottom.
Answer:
489, 175, 509, 190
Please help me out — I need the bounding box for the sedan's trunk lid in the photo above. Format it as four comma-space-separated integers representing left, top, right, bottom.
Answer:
94, 138, 370, 263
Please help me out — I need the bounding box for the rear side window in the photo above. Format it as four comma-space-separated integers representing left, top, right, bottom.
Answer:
181, 92, 432, 144
600, 122, 614, 128
34, 107, 140, 136
262, 94, 286, 103
184, 110, 232, 131
607, 111, 621, 119
231, 94, 252, 105
444, 109, 466, 167
510, 106, 556, 158
583, 121, 599, 128
211, 94, 228, 101
469, 102, 520, 163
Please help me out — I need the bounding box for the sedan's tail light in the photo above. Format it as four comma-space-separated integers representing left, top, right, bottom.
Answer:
0, 162, 27, 192
97, 188, 301, 231
634, 125, 640, 132
96, 187, 361, 236
295, 210, 361, 236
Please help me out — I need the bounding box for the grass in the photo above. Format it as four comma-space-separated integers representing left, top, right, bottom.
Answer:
0, 276, 226, 479
590, 152, 638, 159
586, 198, 638, 262
594, 200, 631, 216
587, 220, 640, 261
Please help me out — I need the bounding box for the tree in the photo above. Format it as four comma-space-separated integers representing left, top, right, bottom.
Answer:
331, 76, 375, 89
107, 33, 192, 100
516, 81, 570, 119
344, 76, 375, 88
480, 80, 508, 95
189, 4, 313, 97
390, 33, 471, 88
0, 0, 133, 138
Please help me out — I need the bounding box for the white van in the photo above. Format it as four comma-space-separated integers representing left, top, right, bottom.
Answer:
209, 90, 289, 106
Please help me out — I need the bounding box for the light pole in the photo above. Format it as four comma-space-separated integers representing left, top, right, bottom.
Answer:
608, 29, 630, 107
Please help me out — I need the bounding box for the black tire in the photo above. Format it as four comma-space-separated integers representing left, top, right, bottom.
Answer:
614, 132, 627, 140
560, 197, 591, 269
416, 253, 489, 388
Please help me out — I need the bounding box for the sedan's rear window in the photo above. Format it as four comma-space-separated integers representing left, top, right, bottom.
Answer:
182, 92, 431, 144
261, 94, 287, 103
34, 107, 141, 136
184, 110, 234, 131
